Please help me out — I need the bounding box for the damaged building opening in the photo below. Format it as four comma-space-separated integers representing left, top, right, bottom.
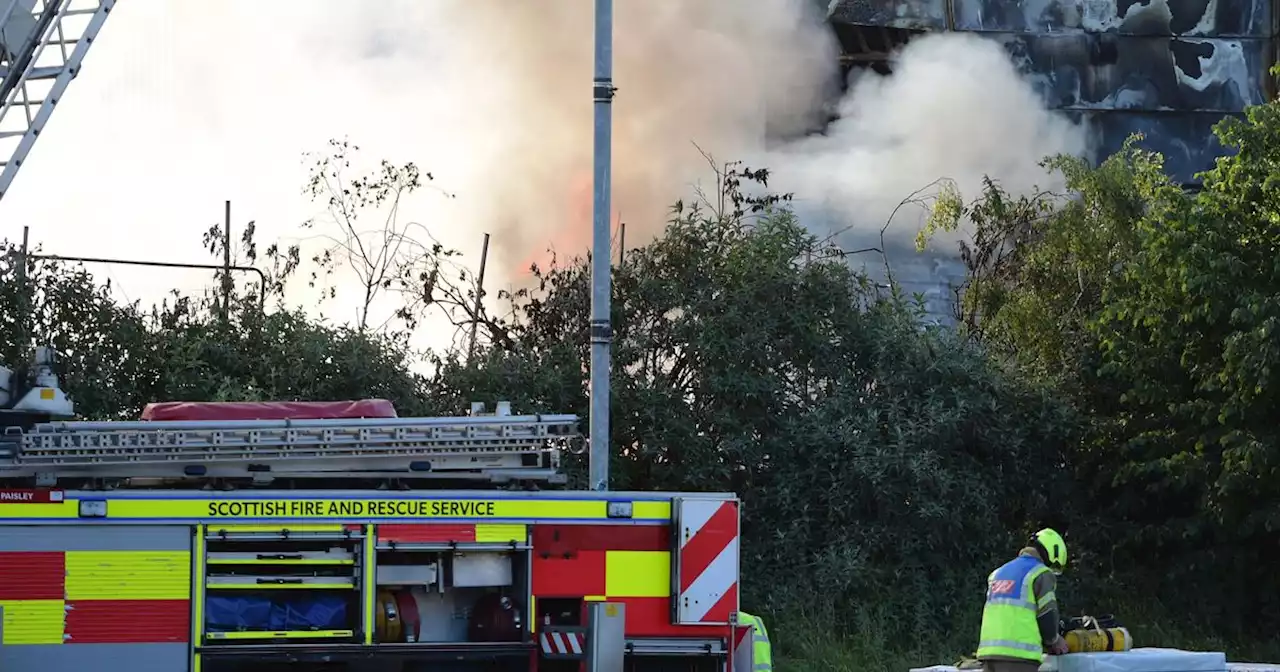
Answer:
833, 24, 922, 80
816, 23, 924, 130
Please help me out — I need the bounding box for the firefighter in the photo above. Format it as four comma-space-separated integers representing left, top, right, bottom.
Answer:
976, 528, 1070, 672
737, 610, 773, 671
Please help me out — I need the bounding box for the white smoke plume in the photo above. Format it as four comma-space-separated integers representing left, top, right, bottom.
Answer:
762, 33, 1088, 256
432, 0, 836, 275
428, 0, 1087, 277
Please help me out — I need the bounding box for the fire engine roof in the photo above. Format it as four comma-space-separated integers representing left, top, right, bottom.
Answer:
140, 399, 399, 421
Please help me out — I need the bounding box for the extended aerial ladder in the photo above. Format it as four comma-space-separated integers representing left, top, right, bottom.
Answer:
0, 0, 113, 201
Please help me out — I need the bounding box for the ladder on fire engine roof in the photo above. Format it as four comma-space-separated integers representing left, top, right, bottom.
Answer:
0, 403, 582, 484
0, 0, 114, 202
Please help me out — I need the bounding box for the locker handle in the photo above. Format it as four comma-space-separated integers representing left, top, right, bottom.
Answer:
257, 553, 304, 561
257, 578, 304, 584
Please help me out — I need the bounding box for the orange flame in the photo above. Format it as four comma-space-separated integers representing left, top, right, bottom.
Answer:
512, 171, 597, 277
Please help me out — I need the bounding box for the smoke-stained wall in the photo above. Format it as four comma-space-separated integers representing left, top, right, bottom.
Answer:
821, 0, 1277, 183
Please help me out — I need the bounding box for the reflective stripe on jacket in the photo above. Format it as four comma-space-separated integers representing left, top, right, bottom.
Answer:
737, 611, 773, 672
977, 555, 1051, 663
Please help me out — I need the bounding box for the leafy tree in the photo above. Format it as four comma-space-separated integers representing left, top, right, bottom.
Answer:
1090, 107, 1280, 626
918, 141, 1160, 388
0, 239, 159, 419
921, 99, 1280, 630
0, 226, 433, 421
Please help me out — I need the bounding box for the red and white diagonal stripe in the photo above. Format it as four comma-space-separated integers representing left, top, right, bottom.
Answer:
539, 630, 585, 656
677, 498, 739, 624
732, 623, 754, 672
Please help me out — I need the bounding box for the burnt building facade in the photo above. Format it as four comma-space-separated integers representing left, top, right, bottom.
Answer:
817, 0, 1276, 322
821, 0, 1275, 183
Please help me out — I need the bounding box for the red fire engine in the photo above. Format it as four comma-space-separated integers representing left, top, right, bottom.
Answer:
0, 349, 754, 672
0, 3, 762, 668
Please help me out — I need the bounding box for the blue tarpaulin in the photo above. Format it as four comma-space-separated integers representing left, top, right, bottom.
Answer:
206, 595, 348, 632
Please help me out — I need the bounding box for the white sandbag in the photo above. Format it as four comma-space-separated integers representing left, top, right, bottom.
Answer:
1044, 648, 1226, 672
913, 648, 1230, 672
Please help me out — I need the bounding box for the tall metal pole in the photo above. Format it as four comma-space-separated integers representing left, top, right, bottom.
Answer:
589, 0, 615, 492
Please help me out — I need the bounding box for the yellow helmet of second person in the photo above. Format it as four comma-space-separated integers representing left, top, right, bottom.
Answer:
1032, 528, 1068, 573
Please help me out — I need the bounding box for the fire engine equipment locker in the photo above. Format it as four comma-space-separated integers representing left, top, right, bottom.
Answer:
585, 601, 626, 672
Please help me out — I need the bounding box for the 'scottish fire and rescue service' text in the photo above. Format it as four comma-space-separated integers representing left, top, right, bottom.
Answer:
205, 499, 498, 518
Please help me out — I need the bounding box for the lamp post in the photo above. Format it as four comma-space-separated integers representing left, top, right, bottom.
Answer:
588, 0, 615, 492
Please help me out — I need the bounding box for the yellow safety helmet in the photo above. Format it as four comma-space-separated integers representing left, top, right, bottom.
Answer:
1031, 528, 1068, 574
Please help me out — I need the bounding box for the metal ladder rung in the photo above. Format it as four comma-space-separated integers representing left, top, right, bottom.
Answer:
1, 37, 78, 51
0, 62, 72, 77
0, 95, 46, 110
23, 65, 68, 79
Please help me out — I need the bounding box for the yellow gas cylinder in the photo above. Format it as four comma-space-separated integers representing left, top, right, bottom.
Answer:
1064, 627, 1132, 653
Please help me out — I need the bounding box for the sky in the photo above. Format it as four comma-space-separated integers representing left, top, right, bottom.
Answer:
0, 1, 491, 349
